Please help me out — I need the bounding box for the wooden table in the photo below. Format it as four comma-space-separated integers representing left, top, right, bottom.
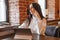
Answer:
31, 34, 60, 40
32, 34, 60, 40
0, 25, 18, 39
40, 35, 60, 40
0, 27, 60, 40
0, 30, 15, 39
1, 33, 60, 40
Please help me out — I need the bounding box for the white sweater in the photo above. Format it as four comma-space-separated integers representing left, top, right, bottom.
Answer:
19, 16, 41, 34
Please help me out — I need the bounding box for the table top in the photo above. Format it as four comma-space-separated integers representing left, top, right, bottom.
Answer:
0, 27, 60, 40
32, 34, 60, 40
0, 33, 60, 40
40, 35, 60, 40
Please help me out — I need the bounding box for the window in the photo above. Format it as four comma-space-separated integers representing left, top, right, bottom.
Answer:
38, 0, 46, 17
0, 0, 8, 22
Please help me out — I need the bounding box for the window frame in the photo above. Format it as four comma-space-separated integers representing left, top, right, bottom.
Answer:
5, 0, 9, 22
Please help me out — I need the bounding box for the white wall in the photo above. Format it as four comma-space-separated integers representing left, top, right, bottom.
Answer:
0, 0, 6, 22
38, 0, 46, 17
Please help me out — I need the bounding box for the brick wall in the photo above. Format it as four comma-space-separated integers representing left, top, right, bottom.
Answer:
9, 0, 20, 26
47, 0, 55, 20
8, 0, 59, 25
59, 0, 60, 17
8, 0, 37, 25
47, 0, 59, 20
55, 0, 59, 18
19, 0, 35, 24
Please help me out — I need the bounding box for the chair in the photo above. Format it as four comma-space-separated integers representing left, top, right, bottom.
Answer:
54, 27, 60, 38
45, 26, 58, 37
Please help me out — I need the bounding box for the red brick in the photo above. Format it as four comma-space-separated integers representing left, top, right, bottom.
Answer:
19, 0, 35, 24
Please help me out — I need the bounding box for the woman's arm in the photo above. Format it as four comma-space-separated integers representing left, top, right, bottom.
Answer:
39, 19, 47, 35
18, 19, 29, 28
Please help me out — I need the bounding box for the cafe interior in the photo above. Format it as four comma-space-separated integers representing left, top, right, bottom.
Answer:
0, 0, 60, 40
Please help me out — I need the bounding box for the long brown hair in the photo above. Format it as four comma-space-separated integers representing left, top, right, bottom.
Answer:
32, 3, 44, 19
27, 3, 45, 24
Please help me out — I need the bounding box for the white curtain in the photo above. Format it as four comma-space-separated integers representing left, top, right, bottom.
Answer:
0, 0, 6, 22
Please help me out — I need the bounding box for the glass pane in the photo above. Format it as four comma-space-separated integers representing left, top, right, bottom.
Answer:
0, 0, 6, 22
38, 0, 46, 17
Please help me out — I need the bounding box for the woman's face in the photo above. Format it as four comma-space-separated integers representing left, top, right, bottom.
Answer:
30, 6, 35, 14
30, 5, 41, 18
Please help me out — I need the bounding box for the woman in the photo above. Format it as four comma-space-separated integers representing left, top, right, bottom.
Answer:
19, 3, 46, 35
